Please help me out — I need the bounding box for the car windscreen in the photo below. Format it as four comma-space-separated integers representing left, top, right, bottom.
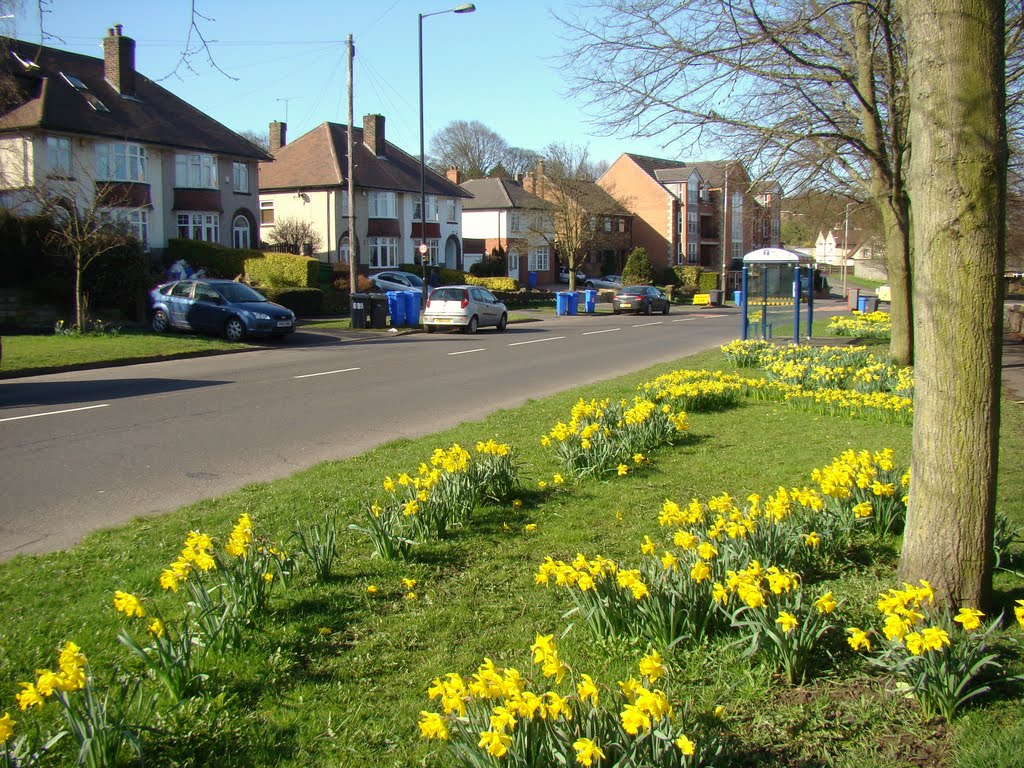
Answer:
404, 274, 424, 287
216, 282, 267, 303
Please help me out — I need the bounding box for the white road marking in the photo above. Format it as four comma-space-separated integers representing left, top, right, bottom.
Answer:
672, 318, 695, 323
449, 348, 486, 356
293, 367, 361, 379
631, 321, 663, 328
0, 403, 110, 423
509, 336, 566, 346
583, 328, 620, 335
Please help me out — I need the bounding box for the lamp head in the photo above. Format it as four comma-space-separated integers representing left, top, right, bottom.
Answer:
453, 3, 476, 12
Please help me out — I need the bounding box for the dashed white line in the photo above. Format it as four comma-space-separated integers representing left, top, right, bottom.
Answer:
293, 367, 361, 379
448, 348, 486, 356
0, 403, 110, 423
509, 336, 566, 347
672, 318, 695, 323
583, 328, 620, 335
631, 321, 663, 328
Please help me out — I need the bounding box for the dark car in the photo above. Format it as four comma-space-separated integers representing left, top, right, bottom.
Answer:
612, 285, 671, 315
149, 279, 296, 342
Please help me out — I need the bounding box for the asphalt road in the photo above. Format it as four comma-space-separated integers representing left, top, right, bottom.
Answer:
0, 304, 833, 560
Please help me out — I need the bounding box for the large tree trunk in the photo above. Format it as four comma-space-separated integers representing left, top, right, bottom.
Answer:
897, 0, 1005, 608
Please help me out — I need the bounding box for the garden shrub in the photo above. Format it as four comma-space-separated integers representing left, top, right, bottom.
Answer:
465, 275, 519, 291
259, 286, 323, 316
245, 252, 318, 288
621, 247, 654, 285
83, 239, 155, 320
673, 265, 701, 287
697, 270, 720, 291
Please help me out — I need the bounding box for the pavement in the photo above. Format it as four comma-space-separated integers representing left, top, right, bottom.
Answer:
1004, 329, 1024, 404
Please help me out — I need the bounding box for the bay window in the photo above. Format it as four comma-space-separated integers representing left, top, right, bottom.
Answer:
368, 237, 398, 268
177, 211, 219, 242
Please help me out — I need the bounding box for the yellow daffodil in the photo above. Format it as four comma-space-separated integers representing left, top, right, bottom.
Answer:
617, 463, 630, 476
954, 607, 984, 632
577, 674, 600, 706
113, 590, 145, 619
418, 711, 449, 740
402, 578, 417, 590
367, 584, 378, 594
15, 682, 44, 711
525, 523, 538, 532
148, 619, 165, 638
776, 611, 799, 634
573, 737, 606, 766
0, 712, 13, 744
814, 592, 838, 614
676, 733, 696, 756
639, 651, 667, 682
847, 628, 871, 652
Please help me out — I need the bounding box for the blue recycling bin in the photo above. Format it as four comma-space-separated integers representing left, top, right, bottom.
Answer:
528, 271, 537, 289
583, 289, 597, 313
857, 295, 868, 313
386, 291, 405, 327
567, 291, 579, 316
555, 292, 569, 315
402, 290, 420, 326
734, 290, 743, 306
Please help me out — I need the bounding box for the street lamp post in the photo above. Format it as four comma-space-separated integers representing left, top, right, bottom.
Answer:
419, 3, 475, 302
842, 201, 853, 297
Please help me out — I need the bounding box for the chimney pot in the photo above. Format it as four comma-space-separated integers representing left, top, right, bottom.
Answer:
446, 165, 461, 184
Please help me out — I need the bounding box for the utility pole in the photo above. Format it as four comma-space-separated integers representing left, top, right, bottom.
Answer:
347, 34, 356, 296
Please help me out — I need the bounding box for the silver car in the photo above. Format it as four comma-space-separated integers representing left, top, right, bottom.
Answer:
371, 270, 425, 293
423, 285, 508, 334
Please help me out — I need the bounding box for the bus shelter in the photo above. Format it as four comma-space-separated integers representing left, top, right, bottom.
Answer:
739, 247, 815, 343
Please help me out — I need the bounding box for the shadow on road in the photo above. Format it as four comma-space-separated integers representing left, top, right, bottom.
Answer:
0, 377, 231, 408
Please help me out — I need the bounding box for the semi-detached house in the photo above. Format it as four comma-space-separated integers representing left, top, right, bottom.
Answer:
257, 115, 471, 273
0, 26, 271, 257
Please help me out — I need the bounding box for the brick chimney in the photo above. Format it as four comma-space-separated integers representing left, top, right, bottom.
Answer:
363, 114, 386, 156
102, 24, 136, 95
269, 121, 287, 154
446, 165, 461, 184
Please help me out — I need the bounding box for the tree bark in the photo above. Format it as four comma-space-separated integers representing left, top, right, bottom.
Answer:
897, 0, 1005, 608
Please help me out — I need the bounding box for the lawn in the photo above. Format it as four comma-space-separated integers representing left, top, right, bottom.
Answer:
1, 344, 1022, 768
0, 330, 245, 375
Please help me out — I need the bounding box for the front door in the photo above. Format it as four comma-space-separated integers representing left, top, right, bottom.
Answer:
507, 251, 519, 281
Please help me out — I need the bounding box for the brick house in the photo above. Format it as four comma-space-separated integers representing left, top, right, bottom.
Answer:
598, 154, 781, 284
515, 161, 633, 279
257, 115, 471, 272
458, 174, 557, 284
0, 26, 271, 256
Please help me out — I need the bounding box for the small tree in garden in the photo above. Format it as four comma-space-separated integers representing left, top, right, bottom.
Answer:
266, 217, 322, 255
622, 247, 654, 285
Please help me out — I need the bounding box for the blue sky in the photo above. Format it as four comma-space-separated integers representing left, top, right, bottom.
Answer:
4, 0, 689, 167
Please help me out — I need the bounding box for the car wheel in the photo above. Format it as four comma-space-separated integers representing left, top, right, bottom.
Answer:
224, 316, 246, 343
465, 315, 479, 334
644, 301, 653, 316
663, 302, 671, 315
152, 309, 170, 333
613, 309, 620, 315
496, 313, 508, 332
425, 325, 436, 334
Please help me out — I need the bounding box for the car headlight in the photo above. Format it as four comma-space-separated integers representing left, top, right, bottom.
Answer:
252, 311, 271, 320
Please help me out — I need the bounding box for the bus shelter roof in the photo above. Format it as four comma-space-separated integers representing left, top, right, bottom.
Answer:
742, 247, 814, 266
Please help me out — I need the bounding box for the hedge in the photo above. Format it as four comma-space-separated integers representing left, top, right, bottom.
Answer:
246, 252, 318, 288
465, 275, 519, 291
697, 270, 720, 291
165, 239, 259, 279
259, 286, 323, 317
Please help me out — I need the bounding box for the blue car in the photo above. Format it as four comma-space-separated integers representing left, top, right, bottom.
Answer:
150, 279, 296, 342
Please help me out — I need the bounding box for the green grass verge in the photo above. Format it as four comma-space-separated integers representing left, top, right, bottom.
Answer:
1, 348, 1022, 767
0, 330, 245, 374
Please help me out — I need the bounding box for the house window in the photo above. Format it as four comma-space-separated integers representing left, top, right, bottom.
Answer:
603, 217, 612, 232
96, 142, 147, 182
175, 152, 218, 189
528, 247, 549, 272
731, 241, 743, 260
412, 195, 438, 222
232, 162, 249, 193
232, 215, 251, 249
368, 236, 398, 268
177, 212, 220, 242
368, 191, 397, 218
47, 136, 71, 175
339, 236, 350, 265
99, 208, 148, 247
260, 200, 274, 225
446, 198, 456, 223
687, 242, 698, 264
509, 211, 522, 233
